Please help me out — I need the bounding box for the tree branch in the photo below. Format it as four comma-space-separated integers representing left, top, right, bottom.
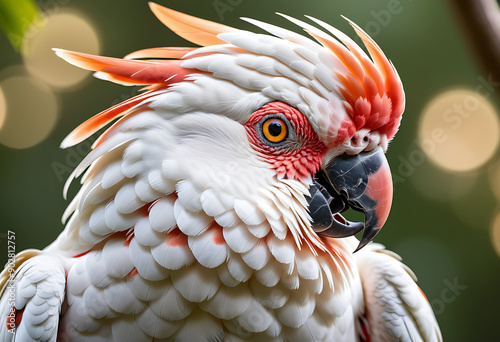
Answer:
448, 0, 500, 80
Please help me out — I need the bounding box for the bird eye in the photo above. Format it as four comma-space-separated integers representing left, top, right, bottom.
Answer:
262, 118, 287, 143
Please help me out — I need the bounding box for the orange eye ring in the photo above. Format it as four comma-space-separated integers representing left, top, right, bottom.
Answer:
262, 118, 287, 143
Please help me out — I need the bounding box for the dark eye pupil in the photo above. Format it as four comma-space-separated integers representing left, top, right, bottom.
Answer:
268, 122, 282, 136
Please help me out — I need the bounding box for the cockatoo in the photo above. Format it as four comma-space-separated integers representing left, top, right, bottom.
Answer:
0, 3, 442, 341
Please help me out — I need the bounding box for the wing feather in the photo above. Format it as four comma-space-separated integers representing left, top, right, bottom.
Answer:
355, 244, 442, 342
0, 252, 65, 342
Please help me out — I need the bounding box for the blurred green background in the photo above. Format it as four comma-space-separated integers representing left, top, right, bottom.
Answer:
1, 0, 499, 340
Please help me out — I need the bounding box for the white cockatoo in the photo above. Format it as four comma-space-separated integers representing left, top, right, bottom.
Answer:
0, 3, 442, 341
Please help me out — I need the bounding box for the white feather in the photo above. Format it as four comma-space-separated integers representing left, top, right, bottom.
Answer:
102, 238, 135, 279
233, 199, 267, 226
170, 264, 220, 303
255, 258, 282, 287
214, 210, 240, 228
264, 320, 284, 338
134, 176, 162, 203
78, 219, 104, 246
258, 193, 288, 238
302, 272, 324, 295
88, 205, 112, 236
200, 284, 252, 320
306, 15, 372, 62
114, 182, 146, 214
111, 318, 150, 342
136, 307, 181, 338
150, 280, 195, 320
246, 221, 271, 238
133, 217, 165, 247
188, 226, 228, 269
123, 139, 146, 163
121, 158, 146, 178
240, 17, 321, 52
150, 232, 194, 270
272, 57, 311, 85
85, 250, 112, 288
162, 159, 186, 181
171, 310, 223, 342
66, 258, 90, 297
241, 241, 271, 271
314, 59, 343, 92
176, 180, 203, 212
250, 278, 289, 310
61, 194, 79, 224
216, 263, 241, 288
0, 254, 65, 342
61, 297, 100, 335
268, 218, 289, 241
129, 238, 170, 281
280, 267, 299, 290
321, 289, 353, 321
79, 181, 115, 213
283, 312, 328, 342
355, 244, 443, 342
237, 299, 273, 333
16, 282, 36, 306
258, 198, 282, 221
82, 285, 112, 319
126, 275, 165, 302
104, 281, 146, 315
276, 291, 315, 328
308, 78, 331, 101
235, 53, 281, 76
200, 189, 227, 217
174, 200, 212, 236
104, 201, 140, 232
14, 323, 46, 342
319, 258, 335, 291
223, 223, 258, 254
148, 196, 176, 233
148, 169, 176, 194
226, 253, 253, 283
267, 234, 295, 265
295, 248, 320, 280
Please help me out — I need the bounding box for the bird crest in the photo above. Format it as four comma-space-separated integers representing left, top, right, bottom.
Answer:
55, 2, 404, 150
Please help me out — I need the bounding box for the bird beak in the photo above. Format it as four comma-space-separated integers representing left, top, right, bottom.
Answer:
306, 146, 393, 252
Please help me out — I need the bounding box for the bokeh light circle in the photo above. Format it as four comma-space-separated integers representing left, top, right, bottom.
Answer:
0, 75, 58, 149
490, 211, 500, 257
22, 12, 100, 89
419, 89, 500, 172
0, 88, 6, 131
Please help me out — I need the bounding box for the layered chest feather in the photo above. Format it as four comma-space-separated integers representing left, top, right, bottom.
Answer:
62, 226, 359, 341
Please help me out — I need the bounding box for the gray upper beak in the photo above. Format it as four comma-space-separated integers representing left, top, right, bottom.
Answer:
306, 147, 393, 252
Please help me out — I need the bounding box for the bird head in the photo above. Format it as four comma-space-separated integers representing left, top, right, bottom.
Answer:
54, 3, 404, 255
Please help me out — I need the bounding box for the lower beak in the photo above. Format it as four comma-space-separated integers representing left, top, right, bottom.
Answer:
306, 146, 393, 252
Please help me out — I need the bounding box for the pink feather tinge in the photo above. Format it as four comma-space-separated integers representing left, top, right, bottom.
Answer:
53, 49, 195, 86
148, 2, 238, 46
55, 3, 405, 148
59, 90, 159, 148
54, 4, 241, 148
307, 21, 404, 142
53, 48, 199, 148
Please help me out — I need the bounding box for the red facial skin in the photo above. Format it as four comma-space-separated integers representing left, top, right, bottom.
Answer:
244, 102, 327, 180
